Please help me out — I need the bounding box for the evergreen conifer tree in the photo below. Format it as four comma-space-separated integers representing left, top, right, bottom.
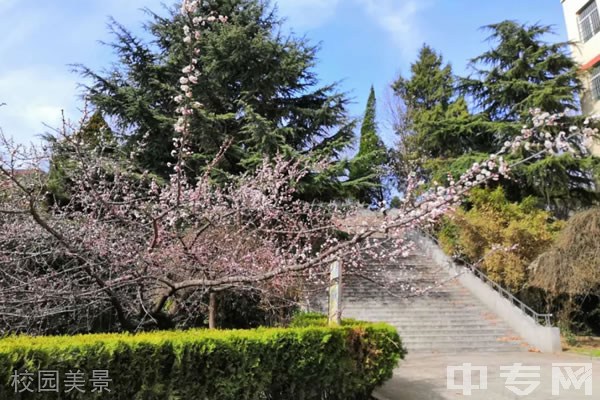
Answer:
462, 20, 581, 120
392, 45, 490, 160
461, 21, 597, 215
45, 111, 118, 207
76, 0, 355, 201
348, 86, 388, 205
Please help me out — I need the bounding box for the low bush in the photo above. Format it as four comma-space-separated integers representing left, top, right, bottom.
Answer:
530, 207, 600, 334
0, 317, 403, 400
289, 312, 359, 327
438, 187, 563, 292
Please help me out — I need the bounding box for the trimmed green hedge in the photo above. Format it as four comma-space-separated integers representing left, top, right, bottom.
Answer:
289, 312, 361, 328
0, 317, 404, 399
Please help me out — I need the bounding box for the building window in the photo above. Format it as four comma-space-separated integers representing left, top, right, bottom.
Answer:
579, 1, 600, 42
590, 64, 600, 100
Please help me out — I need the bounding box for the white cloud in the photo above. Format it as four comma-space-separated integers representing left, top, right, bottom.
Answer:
357, 0, 433, 56
0, 0, 164, 145
0, 0, 17, 11
0, 68, 79, 144
275, 0, 341, 29
275, 0, 432, 56
0, 4, 44, 55
1, 0, 432, 145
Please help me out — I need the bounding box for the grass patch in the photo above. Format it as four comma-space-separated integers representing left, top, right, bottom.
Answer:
562, 336, 600, 358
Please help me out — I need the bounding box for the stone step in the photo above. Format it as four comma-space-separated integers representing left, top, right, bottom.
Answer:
351, 268, 443, 274
350, 317, 507, 325
350, 322, 508, 330
342, 309, 498, 321
402, 343, 526, 352
344, 314, 492, 321
344, 308, 489, 314
346, 268, 454, 275
341, 295, 464, 301
342, 309, 492, 316
341, 286, 466, 291
341, 298, 477, 305
345, 291, 471, 296
342, 295, 482, 302
341, 285, 470, 291
387, 321, 512, 329
341, 285, 457, 292
406, 345, 528, 353
302, 239, 526, 354
347, 302, 490, 308
349, 264, 438, 269
341, 295, 478, 302
343, 278, 465, 284
343, 308, 491, 314
350, 265, 442, 270
399, 332, 521, 342
400, 337, 526, 347
342, 299, 480, 305
345, 275, 450, 282
397, 327, 511, 335
352, 312, 503, 318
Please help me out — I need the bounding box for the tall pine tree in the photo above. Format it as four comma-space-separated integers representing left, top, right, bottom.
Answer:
76, 0, 355, 201
392, 44, 490, 160
347, 86, 387, 205
462, 20, 581, 120
390, 44, 492, 192
461, 21, 598, 216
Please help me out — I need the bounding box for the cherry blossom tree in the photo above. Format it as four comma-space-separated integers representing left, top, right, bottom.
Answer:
0, 1, 596, 335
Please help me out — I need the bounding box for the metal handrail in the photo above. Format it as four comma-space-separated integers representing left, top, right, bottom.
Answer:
416, 229, 553, 327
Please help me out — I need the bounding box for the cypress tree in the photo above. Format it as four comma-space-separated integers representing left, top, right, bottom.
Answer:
348, 86, 388, 205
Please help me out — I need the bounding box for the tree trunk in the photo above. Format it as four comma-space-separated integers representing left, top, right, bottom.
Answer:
208, 292, 217, 329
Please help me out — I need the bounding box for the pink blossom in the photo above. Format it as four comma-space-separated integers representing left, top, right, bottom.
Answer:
0, 4, 590, 335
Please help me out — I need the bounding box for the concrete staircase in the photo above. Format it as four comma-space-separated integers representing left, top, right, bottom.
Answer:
306, 251, 531, 353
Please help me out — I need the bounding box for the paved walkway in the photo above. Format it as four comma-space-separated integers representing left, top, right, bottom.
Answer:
374, 352, 600, 400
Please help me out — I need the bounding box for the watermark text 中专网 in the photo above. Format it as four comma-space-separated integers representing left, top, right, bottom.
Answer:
447, 362, 592, 396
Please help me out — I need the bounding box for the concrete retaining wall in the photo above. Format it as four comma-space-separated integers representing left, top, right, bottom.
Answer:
414, 232, 562, 353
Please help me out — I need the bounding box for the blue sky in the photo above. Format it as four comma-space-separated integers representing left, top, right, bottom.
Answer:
0, 0, 569, 147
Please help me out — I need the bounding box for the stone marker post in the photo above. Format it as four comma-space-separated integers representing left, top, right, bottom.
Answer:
328, 259, 342, 326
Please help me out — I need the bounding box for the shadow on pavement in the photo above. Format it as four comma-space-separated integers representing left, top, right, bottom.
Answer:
373, 375, 448, 400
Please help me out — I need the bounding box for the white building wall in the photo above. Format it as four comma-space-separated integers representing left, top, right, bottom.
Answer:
562, 0, 600, 115
563, 0, 600, 63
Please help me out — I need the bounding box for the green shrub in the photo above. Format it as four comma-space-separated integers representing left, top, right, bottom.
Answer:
438, 187, 563, 292
289, 312, 360, 327
563, 328, 578, 347
0, 320, 403, 400
389, 196, 402, 209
